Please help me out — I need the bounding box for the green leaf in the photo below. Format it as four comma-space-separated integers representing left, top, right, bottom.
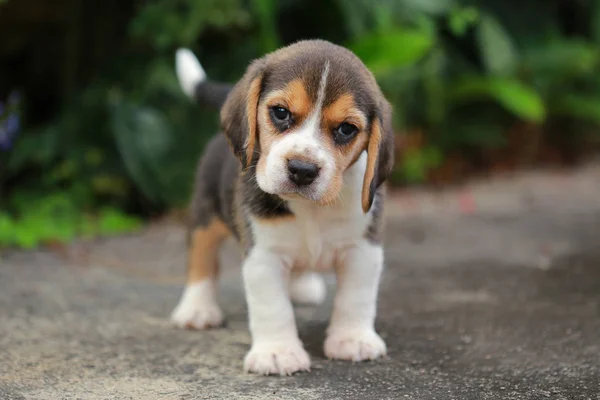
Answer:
447, 77, 546, 123
423, 48, 446, 127
401, 146, 443, 184
0, 188, 142, 249
399, 0, 455, 16
250, 0, 280, 52
130, 0, 251, 49
350, 29, 435, 76
0, 213, 15, 246
476, 14, 518, 76
97, 208, 141, 235
7, 125, 61, 173
521, 39, 599, 78
109, 97, 173, 202
444, 120, 507, 148
13, 227, 39, 249
553, 95, 600, 125
448, 6, 480, 37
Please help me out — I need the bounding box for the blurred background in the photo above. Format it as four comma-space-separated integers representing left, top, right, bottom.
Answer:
1, 0, 599, 249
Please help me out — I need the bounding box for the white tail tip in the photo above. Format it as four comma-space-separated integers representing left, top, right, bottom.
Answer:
175, 48, 207, 99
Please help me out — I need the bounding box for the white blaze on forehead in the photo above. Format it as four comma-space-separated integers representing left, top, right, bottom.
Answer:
301, 61, 330, 136
258, 61, 335, 200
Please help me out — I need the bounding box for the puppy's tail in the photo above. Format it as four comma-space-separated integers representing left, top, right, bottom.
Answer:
175, 48, 233, 109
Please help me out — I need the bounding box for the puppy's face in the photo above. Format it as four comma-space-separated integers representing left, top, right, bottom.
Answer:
255, 63, 369, 205
221, 40, 395, 212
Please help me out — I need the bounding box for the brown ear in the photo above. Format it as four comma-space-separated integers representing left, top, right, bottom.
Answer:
361, 98, 395, 213
220, 59, 266, 167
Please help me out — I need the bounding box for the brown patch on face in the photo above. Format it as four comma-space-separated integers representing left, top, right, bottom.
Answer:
341, 131, 369, 169
322, 94, 369, 171
315, 136, 367, 206
316, 93, 369, 205
256, 79, 314, 177
187, 218, 231, 283
266, 79, 312, 117
323, 93, 367, 131
255, 105, 277, 178
316, 175, 343, 206
220, 58, 266, 167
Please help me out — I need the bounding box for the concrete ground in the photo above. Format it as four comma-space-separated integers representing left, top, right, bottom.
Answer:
1, 164, 600, 399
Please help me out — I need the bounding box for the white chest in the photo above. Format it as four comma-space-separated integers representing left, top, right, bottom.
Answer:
250, 153, 371, 270
251, 205, 370, 270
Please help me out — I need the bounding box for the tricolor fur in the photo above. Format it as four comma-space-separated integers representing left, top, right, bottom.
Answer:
171, 40, 395, 376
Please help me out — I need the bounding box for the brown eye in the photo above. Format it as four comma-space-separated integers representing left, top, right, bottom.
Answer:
334, 122, 359, 144
270, 106, 291, 121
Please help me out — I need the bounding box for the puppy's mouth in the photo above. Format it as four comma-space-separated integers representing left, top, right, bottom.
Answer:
275, 182, 321, 202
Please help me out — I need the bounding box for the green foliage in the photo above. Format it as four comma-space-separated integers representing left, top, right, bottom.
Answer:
447, 77, 546, 123
448, 6, 479, 37
339, 0, 600, 180
593, 1, 600, 45
476, 13, 518, 76
109, 98, 174, 203
130, 0, 252, 50
521, 39, 599, 80
0, 192, 141, 249
401, 146, 444, 184
350, 29, 435, 76
554, 95, 600, 125
250, 0, 280, 53
3, 0, 600, 250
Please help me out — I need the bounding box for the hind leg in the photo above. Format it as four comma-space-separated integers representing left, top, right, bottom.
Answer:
290, 271, 327, 306
171, 218, 230, 329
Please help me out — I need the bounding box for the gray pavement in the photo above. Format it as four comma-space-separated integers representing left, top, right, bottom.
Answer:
1, 165, 600, 399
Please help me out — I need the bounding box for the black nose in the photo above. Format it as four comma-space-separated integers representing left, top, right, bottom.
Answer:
288, 159, 320, 186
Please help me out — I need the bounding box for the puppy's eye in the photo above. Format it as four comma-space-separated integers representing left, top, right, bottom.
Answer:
270, 106, 291, 121
334, 122, 359, 144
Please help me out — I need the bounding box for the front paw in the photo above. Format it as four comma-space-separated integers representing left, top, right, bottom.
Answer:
324, 329, 387, 362
171, 301, 223, 330
244, 339, 311, 376
170, 283, 224, 330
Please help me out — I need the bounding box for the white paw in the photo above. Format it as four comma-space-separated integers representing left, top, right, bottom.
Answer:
170, 281, 224, 329
171, 301, 223, 330
244, 339, 311, 376
324, 329, 387, 361
289, 272, 326, 305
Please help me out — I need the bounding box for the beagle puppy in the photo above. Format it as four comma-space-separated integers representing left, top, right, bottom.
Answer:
171, 39, 395, 376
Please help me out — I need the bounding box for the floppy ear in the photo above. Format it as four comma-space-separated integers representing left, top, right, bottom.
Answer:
361, 98, 395, 213
220, 59, 266, 167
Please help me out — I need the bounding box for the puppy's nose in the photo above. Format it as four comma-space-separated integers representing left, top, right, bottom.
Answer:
288, 159, 320, 186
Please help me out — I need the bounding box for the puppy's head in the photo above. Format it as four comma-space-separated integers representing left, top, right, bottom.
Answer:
220, 40, 394, 212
